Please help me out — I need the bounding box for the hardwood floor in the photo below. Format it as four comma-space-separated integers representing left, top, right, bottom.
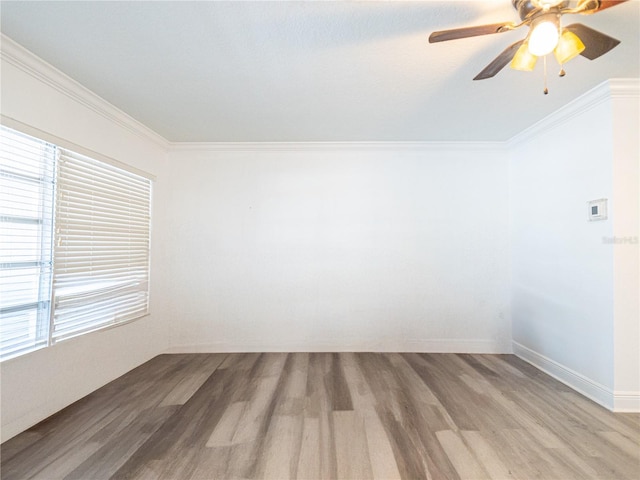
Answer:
2, 353, 639, 479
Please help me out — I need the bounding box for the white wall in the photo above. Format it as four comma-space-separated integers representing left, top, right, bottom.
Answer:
611, 87, 640, 410
0, 37, 171, 441
510, 80, 639, 410
166, 145, 511, 353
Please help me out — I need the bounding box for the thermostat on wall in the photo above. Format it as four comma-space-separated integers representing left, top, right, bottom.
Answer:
587, 198, 607, 221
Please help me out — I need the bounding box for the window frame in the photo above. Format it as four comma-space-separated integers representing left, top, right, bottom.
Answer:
0, 120, 154, 362
0, 126, 56, 360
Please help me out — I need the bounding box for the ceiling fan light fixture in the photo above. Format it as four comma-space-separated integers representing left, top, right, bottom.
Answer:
511, 42, 538, 71
554, 30, 586, 64
528, 20, 560, 56
533, 0, 565, 9
430, 0, 627, 84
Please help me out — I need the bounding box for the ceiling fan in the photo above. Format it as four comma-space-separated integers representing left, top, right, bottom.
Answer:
429, 0, 627, 91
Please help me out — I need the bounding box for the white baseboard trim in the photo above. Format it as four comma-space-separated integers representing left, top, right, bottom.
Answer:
512, 341, 622, 411
613, 391, 640, 412
1, 407, 57, 444
165, 338, 510, 354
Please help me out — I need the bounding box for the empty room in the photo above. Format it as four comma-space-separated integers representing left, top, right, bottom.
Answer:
0, 1, 638, 479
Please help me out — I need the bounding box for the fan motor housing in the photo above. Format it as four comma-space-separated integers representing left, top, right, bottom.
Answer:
512, 0, 569, 20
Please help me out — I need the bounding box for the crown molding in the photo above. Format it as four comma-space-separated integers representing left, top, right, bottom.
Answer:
0, 34, 169, 150
168, 140, 507, 153
507, 78, 640, 148
609, 78, 640, 98
2, 34, 635, 154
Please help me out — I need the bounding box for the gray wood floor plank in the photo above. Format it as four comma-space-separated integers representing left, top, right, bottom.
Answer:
459, 430, 514, 480
436, 430, 489, 480
305, 353, 338, 480
2, 352, 639, 480
296, 417, 322, 479
332, 411, 373, 480
258, 414, 303, 480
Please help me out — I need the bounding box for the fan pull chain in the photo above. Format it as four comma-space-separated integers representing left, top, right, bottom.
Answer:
559, 67, 566, 77
543, 56, 549, 95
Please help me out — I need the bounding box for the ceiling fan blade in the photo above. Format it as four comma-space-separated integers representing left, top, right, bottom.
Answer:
593, 0, 629, 11
429, 23, 515, 43
565, 0, 629, 14
564, 23, 621, 60
473, 39, 525, 80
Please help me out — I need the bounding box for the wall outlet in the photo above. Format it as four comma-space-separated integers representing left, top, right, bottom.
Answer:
587, 198, 607, 221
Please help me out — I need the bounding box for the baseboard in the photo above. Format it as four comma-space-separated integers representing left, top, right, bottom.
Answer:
613, 391, 640, 412
1, 407, 57, 444
165, 338, 510, 354
512, 341, 620, 411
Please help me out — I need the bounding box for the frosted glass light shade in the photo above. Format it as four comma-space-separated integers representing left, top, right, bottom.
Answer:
554, 30, 586, 64
533, 0, 564, 7
528, 21, 559, 56
511, 42, 538, 71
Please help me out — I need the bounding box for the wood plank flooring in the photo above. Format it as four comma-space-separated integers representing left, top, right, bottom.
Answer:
2, 353, 639, 479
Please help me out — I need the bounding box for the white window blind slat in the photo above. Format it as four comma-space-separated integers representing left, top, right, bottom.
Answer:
59, 174, 150, 197
58, 153, 150, 182
54, 267, 149, 278
53, 148, 151, 343
58, 165, 150, 197
54, 307, 148, 341
54, 259, 150, 268
57, 295, 147, 317
0, 126, 55, 361
56, 248, 149, 257
54, 255, 149, 264
54, 209, 150, 226
59, 179, 150, 200
57, 288, 146, 312
54, 276, 148, 286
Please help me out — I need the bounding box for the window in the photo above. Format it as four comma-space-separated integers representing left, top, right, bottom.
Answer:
53, 149, 151, 341
0, 128, 55, 359
0, 125, 152, 360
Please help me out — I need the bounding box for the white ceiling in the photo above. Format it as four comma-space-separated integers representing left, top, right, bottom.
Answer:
1, 1, 638, 142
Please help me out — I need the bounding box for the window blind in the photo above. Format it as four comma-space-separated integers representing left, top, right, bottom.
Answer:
53, 149, 151, 341
0, 126, 55, 360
